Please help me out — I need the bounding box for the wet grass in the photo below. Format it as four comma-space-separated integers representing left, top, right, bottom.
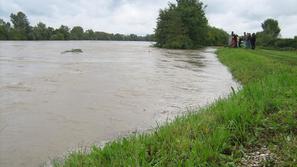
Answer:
54, 48, 297, 166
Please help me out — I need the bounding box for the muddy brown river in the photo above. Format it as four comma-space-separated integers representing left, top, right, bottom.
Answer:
0, 41, 238, 167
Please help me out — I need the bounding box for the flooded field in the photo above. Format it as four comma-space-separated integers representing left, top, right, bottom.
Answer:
0, 41, 238, 167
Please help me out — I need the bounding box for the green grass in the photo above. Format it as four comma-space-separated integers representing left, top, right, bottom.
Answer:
54, 48, 297, 166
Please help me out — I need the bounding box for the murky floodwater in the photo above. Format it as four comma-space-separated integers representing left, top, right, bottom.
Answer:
0, 41, 238, 167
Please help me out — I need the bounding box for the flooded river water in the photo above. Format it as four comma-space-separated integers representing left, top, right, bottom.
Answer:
0, 41, 238, 167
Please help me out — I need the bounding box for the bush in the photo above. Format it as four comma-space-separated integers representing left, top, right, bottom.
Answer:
274, 38, 297, 49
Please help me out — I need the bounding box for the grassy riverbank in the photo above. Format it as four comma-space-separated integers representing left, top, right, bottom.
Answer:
55, 48, 297, 166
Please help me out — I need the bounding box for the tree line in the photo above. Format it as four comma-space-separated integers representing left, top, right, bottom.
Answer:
0, 11, 154, 41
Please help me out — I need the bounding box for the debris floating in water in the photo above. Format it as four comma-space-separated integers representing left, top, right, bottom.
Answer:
62, 49, 83, 54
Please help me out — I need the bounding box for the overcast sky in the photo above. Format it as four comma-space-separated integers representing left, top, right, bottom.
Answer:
0, 0, 296, 38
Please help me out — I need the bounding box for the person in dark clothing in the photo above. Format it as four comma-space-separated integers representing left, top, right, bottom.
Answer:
251, 33, 256, 50
246, 33, 251, 49
243, 32, 247, 48
228, 31, 234, 47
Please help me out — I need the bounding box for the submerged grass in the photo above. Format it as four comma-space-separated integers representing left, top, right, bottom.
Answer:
55, 48, 297, 166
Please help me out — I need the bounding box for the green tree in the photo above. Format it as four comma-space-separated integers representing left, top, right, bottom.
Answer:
50, 32, 64, 40
32, 22, 50, 40
84, 29, 95, 40
70, 26, 84, 40
144, 34, 155, 41
47, 27, 55, 39
257, 18, 281, 46
10, 11, 32, 40
261, 18, 280, 38
273, 38, 297, 50
128, 34, 138, 41
155, 3, 189, 48
155, 0, 208, 49
207, 26, 229, 46
94, 31, 110, 40
56, 25, 70, 40
112, 33, 124, 40
0, 19, 12, 40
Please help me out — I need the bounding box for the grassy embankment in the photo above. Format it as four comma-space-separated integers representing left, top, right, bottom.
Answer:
55, 48, 297, 166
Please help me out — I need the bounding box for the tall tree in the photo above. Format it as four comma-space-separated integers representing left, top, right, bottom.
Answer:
155, 0, 208, 49
261, 19, 281, 38
257, 18, 281, 46
10, 12, 32, 40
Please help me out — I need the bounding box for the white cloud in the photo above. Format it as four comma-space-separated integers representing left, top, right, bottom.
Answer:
0, 0, 296, 37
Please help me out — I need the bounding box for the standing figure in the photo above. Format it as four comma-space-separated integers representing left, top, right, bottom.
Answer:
228, 31, 234, 47
238, 36, 242, 48
236, 35, 240, 48
232, 34, 237, 48
243, 32, 247, 48
246, 33, 251, 49
251, 33, 256, 50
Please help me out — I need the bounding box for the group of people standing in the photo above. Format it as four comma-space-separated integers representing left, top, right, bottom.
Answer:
229, 32, 256, 49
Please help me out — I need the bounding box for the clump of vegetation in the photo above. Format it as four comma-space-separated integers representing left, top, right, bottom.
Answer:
53, 48, 297, 166
154, 0, 208, 49
154, 0, 229, 49
207, 26, 229, 46
62, 49, 83, 54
